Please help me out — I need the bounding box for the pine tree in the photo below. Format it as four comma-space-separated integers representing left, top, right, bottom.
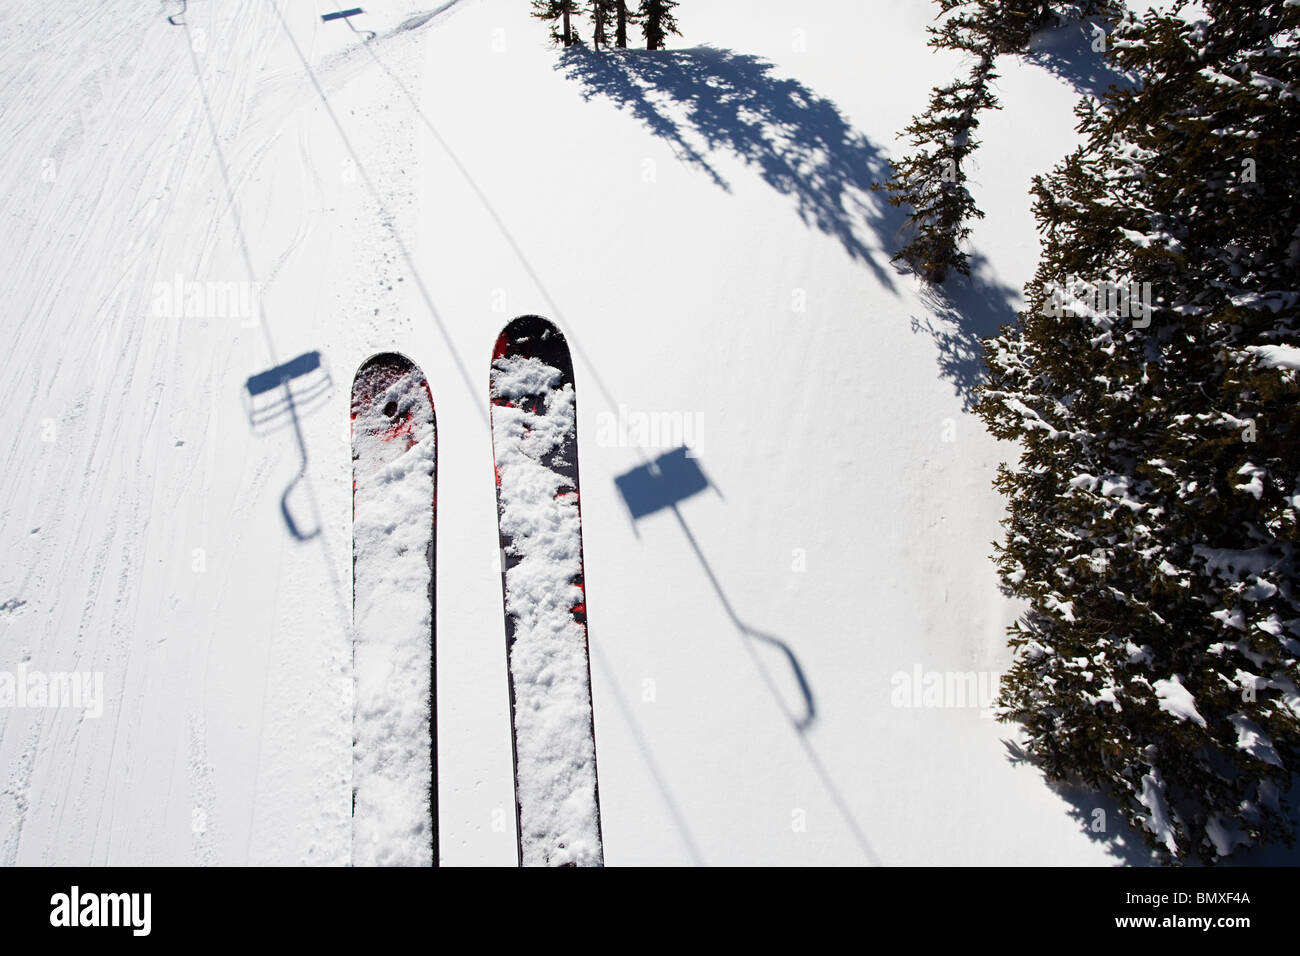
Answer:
977, 1, 1300, 862
532, 0, 582, 47
589, 0, 611, 49
874, 55, 999, 282
614, 0, 633, 48
878, 1, 1121, 282
638, 0, 679, 51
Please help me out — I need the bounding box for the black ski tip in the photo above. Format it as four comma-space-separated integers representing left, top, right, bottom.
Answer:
354, 350, 417, 382
492, 315, 572, 375
352, 351, 433, 424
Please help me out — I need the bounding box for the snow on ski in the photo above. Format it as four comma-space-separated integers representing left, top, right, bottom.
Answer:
489, 316, 604, 867
351, 353, 437, 866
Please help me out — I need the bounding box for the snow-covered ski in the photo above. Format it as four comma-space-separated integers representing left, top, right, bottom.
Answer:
489, 316, 604, 867
351, 352, 437, 866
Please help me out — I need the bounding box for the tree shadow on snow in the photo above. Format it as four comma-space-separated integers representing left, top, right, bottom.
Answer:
1003, 740, 1300, 865
1024, 20, 1137, 100
558, 46, 907, 291
1001, 738, 1163, 865
910, 254, 1021, 411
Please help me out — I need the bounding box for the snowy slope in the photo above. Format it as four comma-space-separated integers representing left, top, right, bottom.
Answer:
0, 0, 1173, 865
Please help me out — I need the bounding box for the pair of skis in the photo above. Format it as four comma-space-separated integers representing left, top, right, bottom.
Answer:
350, 316, 603, 867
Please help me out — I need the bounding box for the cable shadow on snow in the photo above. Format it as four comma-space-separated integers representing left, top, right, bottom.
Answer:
174, 8, 336, 548
558, 47, 907, 291
265, 0, 486, 428
616, 449, 883, 864
177, 9, 356, 860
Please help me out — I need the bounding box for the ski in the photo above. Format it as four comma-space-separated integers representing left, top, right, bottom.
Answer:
489, 315, 604, 867
350, 352, 437, 866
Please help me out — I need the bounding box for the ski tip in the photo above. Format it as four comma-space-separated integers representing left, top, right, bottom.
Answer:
492, 316, 571, 369
355, 351, 417, 381
352, 351, 434, 426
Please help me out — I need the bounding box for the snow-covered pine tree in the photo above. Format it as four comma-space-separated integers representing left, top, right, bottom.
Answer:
878, 0, 1120, 282
638, 0, 679, 51
532, 0, 582, 47
875, 56, 999, 282
977, 0, 1300, 863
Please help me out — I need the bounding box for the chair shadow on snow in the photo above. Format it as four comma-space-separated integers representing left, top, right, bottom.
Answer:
615, 450, 815, 730
558, 46, 907, 292
243, 350, 333, 542
614, 448, 883, 863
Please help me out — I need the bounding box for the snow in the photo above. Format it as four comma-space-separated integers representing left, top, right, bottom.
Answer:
1212, 607, 1249, 632
1234, 462, 1266, 499
1138, 767, 1178, 855
1205, 814, 1244, 857
1153, 675, 1207, 728
1246, 344, 1300, 372
490, 350, 602, 867
1228, 712, 1284, 768
0, 0, 1185, 865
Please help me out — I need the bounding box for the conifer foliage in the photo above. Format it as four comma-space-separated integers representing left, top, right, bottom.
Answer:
638, 0, 680, 51
530, 0, 669, 50
877, 1, 1118, 282
977, 1, 1300, 862
589, 0, 611, 49
531, 0, 582, 47
613, 0, 633, 48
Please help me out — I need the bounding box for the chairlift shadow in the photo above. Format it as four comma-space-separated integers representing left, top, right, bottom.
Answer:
321, 6, 376, 42
243, 350, 333, 541
243, 350, 333, 436
614, 448, 882, 862
165, 0, 188, 27
614, 448, 814, 732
